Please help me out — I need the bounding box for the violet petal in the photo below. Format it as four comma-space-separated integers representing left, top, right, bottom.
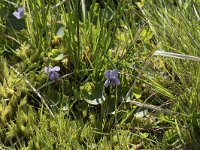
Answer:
44, 67, 49, 73
49, 72, 55, 80
104, 79, 110, 87
53, 72, 60, 79
49, 72, 59, 80
52, 66, 60, 71
110, 69, 118, 78
113, 78, 120, 86
13, 7, 24, 19
104, 70, 111, 79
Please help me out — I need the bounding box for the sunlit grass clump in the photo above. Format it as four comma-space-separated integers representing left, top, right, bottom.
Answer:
0, 0, 200, 149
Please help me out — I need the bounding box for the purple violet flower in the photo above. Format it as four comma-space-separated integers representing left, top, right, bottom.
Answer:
13, 7, 24, 19
44, 66, 60, 80
104, 69, 120, 87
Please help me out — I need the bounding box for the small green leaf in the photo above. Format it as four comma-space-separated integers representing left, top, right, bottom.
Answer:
48, 49, 64, 61
81, 82, 106, 105
84, 96, 106, 105
136, 0, 145, 8
55, 23, 65, 37
54, 54, 64, 61
133, 87, 142, 99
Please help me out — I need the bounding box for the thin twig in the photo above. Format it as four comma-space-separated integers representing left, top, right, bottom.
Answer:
119, 71, 176, 114
153, 50, 200, 61
129, 98, 188, 116
10, 66, 55, 117
119, 71, 174, 114
37, 69, 93, 91
127, 99, 174, 114
37, 72, 74, 91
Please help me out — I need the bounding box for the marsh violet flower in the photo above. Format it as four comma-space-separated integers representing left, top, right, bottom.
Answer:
13, 7, 24, 19
44, 66, 60, 80
104, 69, 120, 87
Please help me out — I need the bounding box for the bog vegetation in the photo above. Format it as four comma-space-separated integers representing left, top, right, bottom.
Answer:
0, 0, 200, 149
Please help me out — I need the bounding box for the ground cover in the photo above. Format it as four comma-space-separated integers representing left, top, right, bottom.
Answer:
0, 0, 200, 149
